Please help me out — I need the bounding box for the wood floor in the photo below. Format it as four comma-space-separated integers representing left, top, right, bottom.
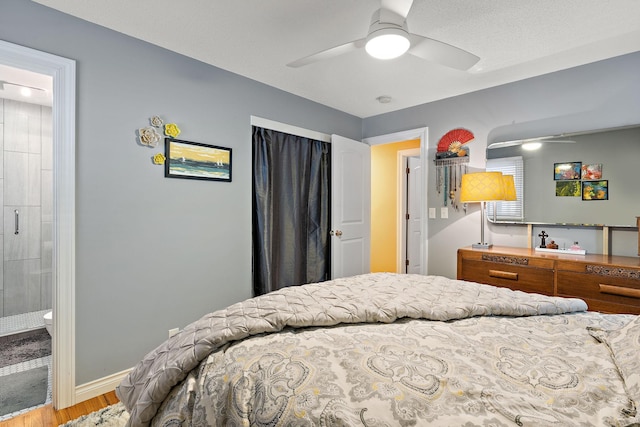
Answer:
0, 391, 119, 427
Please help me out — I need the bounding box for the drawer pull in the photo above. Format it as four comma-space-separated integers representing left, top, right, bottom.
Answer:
599, 284, 640, 299
489, 270, 519, 281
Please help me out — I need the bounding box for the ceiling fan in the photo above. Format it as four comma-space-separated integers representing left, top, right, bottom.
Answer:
287, 0, 480, 70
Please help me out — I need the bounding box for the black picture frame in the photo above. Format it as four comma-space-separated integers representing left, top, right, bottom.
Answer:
582, 180, 608, 201
553, 162, 581, 180
165, 138, 232, 182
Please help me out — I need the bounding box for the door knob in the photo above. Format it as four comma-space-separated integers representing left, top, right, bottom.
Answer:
334, 230, 343, 237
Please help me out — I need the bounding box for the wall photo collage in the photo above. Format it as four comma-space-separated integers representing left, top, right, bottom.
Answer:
553, 162, 608, 200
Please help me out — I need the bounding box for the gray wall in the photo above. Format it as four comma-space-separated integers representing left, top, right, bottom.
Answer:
0, 0, 361, 384
364, 51, 640, 278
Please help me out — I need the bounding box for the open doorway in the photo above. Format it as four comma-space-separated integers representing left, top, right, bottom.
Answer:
365, 128, 428, 275
0, 63, 54, 420
370, 140, 419, 272
0, 40, 76, 410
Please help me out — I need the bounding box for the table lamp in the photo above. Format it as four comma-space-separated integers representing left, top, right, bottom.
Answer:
460, 171, 505, 248
502, 174, 517, 201
491, 174, 517, 222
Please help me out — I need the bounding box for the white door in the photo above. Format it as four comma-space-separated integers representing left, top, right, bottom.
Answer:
330, 135, 370, 279
406, 156, 422, 274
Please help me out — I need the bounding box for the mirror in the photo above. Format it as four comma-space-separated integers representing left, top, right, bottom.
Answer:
487, 125, 640, 226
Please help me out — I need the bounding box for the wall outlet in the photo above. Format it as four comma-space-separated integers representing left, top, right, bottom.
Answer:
440, 207, 449, 219
168, 328, 180, 338
428, 208, 436, 219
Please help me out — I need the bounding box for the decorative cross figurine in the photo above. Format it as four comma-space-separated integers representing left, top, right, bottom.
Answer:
538, 230, 549, 248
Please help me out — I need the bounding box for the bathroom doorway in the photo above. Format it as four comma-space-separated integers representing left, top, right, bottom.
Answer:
0, 63, 54, 420
0, 40, 76, 411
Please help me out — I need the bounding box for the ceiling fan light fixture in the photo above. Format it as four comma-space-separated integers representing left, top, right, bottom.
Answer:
522, 142, 542, 151
0, 80, 46, 98
365, 27, 410, 60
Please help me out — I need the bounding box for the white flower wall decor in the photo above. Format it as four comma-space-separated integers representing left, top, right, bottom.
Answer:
139, 126, 161, 147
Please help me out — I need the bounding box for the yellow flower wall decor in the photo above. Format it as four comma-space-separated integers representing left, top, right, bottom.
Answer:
164, 123, 181, 138
152, 153, 166, 165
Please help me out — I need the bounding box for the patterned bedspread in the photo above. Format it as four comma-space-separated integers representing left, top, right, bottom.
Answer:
117, 273, 640, 426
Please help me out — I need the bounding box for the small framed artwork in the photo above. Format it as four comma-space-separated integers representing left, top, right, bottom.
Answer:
165, 138, 232, 182
581, 163, 602, 180
554, 162, 582, 180
555, 181, 581, 197
582, 180, 608, 200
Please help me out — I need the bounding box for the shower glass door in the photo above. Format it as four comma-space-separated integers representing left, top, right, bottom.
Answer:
1, 97, 53, 321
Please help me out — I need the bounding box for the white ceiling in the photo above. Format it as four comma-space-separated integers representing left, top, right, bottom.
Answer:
24, 1, 640, 117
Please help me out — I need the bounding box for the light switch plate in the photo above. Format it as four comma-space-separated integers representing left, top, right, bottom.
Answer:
440, 207, 449, 219
429, 208, 436, 219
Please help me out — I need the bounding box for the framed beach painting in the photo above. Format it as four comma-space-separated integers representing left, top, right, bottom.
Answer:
582, 180, 608, 200
165, 139, 232, 182
553, 162, 581, 180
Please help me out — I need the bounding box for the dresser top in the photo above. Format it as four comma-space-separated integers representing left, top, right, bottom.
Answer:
459, 246, 640, 268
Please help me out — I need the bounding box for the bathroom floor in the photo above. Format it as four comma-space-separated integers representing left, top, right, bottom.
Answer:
0, 310, 52, 421
0, 309, 51, 337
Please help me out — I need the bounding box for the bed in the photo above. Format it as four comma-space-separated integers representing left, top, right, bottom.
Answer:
116, 273, 640, 426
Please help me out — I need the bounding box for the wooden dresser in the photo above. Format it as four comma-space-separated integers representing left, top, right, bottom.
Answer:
457, 246, 640, 314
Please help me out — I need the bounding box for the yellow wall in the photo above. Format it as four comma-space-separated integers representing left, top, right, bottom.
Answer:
370, 139, 420, 272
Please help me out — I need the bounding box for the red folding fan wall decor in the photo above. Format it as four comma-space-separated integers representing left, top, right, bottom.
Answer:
435, 128, 473, 210
436, 128, 474, 159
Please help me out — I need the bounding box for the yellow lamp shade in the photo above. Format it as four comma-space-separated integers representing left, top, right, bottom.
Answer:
502, 174, 517, 201
460, 172, 505, 202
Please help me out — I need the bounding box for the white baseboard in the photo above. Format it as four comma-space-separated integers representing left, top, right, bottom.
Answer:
74, 367, 132, 404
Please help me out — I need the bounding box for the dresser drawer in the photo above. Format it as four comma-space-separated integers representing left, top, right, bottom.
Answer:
459, 249, 555, 270
557, 265, 640, 314
458, 246, 640, 315
459, 258, 554, 295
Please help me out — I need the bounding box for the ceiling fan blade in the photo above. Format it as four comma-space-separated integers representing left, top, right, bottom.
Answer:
488, 139, 576, 150
487, 141, 523, 150
536, 135, 576, 143
287, 39, 365, 68
407, 34, 479, 71
381, 0, 414, 19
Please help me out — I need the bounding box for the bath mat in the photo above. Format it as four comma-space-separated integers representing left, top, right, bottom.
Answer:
0, 365, 48, 416
0, 328, 51, 368
59, 402, 129, 427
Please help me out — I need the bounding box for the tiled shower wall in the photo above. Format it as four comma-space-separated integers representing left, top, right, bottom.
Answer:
0, 98, 52, 317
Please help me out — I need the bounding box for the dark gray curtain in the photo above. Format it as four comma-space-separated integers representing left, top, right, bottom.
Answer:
252, 126, 330, 296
